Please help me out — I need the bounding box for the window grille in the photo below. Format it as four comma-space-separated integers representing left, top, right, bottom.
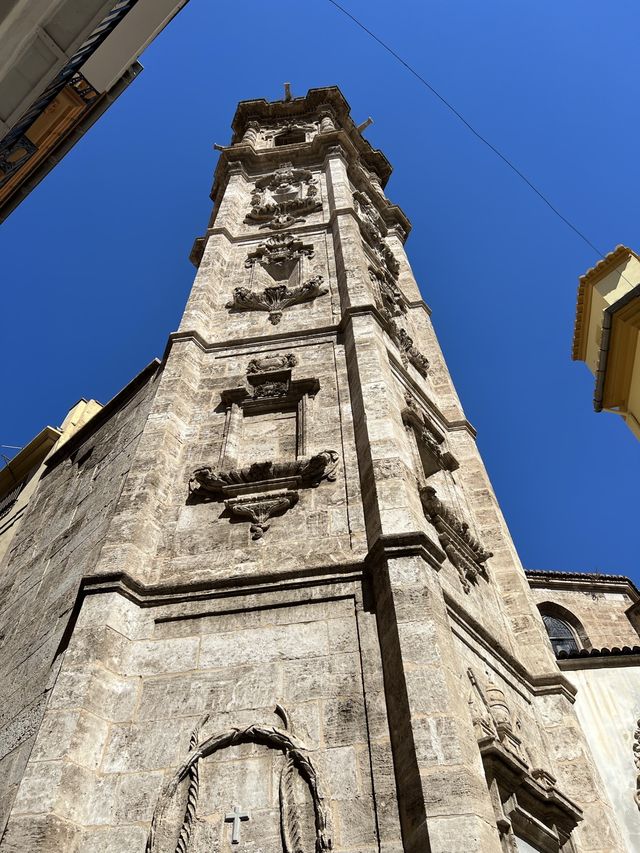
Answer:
0, 479, 26, 519
542, 614, 579, 656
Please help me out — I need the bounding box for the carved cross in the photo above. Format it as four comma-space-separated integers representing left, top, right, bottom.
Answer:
225, 805, 250, 844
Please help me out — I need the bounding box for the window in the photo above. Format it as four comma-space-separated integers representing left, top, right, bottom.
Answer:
274, 129, 306, 147
542, 614, 579, 656
0, 478, 26, 519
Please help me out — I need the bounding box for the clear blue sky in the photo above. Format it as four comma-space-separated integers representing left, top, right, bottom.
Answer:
2, 1, 638, 582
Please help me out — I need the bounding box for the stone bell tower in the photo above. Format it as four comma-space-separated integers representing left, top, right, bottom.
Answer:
0, 87, 626, 852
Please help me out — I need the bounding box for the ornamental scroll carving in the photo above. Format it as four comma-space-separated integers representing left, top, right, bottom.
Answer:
382, 311, 429, 377
402, 395, 458, 476
245, 234, 314, 280
354, 190, 400, 283
245, 162, 322, 230
190, 452, 339, 500
420, 485, 492, 592
226, 276, 327, 325
146, 706, 332, 853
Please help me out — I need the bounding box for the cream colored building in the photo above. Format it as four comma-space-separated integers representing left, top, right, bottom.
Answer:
527, 569, 640, 853
573, 245, 640, 438
0, 399, 101, 565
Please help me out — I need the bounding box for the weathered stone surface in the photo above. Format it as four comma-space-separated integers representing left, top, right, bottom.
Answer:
0, 86, 630, 853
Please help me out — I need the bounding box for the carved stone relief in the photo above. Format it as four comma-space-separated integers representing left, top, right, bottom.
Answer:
247, 352, 297, 374
189, 452, 339, 502
188, 362, 338, 538
420, 485, 492, 592
146, 706, 332, 853
382, 310, 429, 377
467, 669, 582, 852
226, 276, 327, 325
369, 267, 405, 317
354, 189, 400, 282
402, 394, 458, 477
245, 234, 314, 281
245, 162, 322, 230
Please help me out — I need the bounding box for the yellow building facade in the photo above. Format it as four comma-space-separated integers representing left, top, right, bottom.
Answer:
0, 399, 101, 565
573, 245, 640, 438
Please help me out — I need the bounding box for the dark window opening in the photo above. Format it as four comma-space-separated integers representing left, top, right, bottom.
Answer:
274, 129, 306, 147
542, 614, 579, 656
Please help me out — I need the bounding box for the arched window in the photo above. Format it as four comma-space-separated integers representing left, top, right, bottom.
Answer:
538, 601, 591, 656
274, 129, 306, 147
542, 614, 579, 656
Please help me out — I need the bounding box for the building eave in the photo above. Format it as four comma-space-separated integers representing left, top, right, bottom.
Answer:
0, 426, 61, 497
525, 568, 639, 602
571, 244, 640, 362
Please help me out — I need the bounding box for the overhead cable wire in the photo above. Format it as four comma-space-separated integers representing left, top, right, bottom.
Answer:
326, 0, 609, 262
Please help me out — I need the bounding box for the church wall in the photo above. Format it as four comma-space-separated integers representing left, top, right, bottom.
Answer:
529, 585, 639, 649
2, 581, 402, 853
563, 663, 640, 853
0, 367, 159, 839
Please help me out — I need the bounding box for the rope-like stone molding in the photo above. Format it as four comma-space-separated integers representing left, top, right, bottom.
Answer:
146, 707, 332, 853
175, 715, 209, 853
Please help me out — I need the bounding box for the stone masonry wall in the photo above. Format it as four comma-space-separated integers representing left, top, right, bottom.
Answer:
0, 368, 159, 837
530, 584, 640, 649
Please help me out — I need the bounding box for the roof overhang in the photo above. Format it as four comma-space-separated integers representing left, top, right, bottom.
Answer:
0, 425, 60, 497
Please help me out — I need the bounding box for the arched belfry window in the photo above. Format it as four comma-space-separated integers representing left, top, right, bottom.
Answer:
274, 128, 306, 147
542, 614, 579, 656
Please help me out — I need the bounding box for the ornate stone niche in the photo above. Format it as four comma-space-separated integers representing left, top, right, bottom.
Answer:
402, 395, 458, 477
420, 485, 492, 593
245, 161, 322, 230
188, 358, 338, 538
227, 233, 328, 325
467, 670, 582, 852
268, 119, 317, 147
146, 706, 332, 853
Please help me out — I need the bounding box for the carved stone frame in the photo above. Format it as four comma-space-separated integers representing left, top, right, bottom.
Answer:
188, 364, 338, 538
467, 669, 582, 853
218, 371, 320, 471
